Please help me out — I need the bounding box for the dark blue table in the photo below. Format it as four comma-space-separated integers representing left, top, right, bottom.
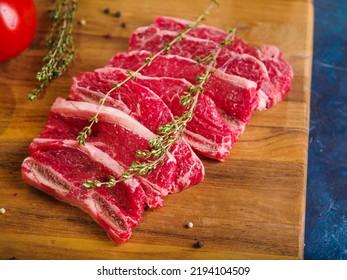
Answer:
304, 0, 347, 259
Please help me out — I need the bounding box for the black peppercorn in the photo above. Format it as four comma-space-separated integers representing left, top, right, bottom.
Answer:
114, 11, 121, 18
103, 8, 110, 14
120, 22, 126, 28
194, 241, 203, 248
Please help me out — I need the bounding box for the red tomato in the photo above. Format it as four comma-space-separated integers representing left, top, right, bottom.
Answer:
0, 0, 37, 63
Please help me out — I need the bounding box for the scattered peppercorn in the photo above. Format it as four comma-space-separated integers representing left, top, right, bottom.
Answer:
194, 240, 204, 249
103, 33, 112, 39
9, 256, 16, 260
114, 11, 121, 18
120, 22, 126, 28
103, 8, 110, 14
0, 208, 6, 215
78, 19, 87, 26
187, 222, 194, 228
13, 193, 17, 196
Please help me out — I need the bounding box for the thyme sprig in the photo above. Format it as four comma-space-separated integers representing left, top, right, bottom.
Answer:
83, 28, 236, 189
28, 0, 77, 101
76, 0, 219, 145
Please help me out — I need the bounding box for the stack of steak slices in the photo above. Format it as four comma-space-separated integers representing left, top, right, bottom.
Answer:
21, 17, 293, 245
152, 16, 294, 108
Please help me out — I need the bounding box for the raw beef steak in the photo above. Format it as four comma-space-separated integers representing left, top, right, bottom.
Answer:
70, 70, 174, 133
106, 50, 257, 141
70, 69, 205, 187
88, 67, 233, 161
153, 16, 294, 107
129, 25, 272, 110
22, 139, 147, 244
38, 97, 179, 208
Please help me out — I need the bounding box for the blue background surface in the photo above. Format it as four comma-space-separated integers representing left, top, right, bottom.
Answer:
304, 0, 347, 259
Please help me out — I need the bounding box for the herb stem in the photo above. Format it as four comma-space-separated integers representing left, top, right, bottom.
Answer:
28, 0, 77, 101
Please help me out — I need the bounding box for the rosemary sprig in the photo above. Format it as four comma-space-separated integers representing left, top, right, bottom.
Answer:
28, 0, 77, 101
76, 0, 219, 145
83, 28, 236, 189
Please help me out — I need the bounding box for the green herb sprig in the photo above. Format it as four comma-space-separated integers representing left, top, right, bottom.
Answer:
28, 0, 77, 101
83, 27, 236, 189
76, 0, 219, 146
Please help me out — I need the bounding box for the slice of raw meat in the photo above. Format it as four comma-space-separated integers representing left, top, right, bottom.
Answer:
39, 97, 178, 208
22, 139, 147, 245
106, 50, 257, 140
70, 69, 205, 187
129, 25, 270, 110
153, 16, 294, 107
129, 25, 232, 65
257, 45, 294, 106
69, 70, 174, 134
80, 67, 232, 161
126, 73, 235, 160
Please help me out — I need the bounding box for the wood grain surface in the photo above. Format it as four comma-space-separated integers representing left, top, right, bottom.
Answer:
0, 0, 313, 260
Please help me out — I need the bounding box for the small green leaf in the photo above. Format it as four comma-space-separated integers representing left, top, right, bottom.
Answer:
145, 57, 153, 66
83, 180, 100, 189
89, 116, 99, 123
122, 173, 131, 180
99, 98, 106, 105
112, 83, 121, 90
126, 70, 136, 79
163, 42, 171, 53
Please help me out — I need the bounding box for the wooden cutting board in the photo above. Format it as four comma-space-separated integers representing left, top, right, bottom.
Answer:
0, 0, 313, 260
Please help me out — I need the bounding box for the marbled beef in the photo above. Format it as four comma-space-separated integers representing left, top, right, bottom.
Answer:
153, 16, 294, 107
